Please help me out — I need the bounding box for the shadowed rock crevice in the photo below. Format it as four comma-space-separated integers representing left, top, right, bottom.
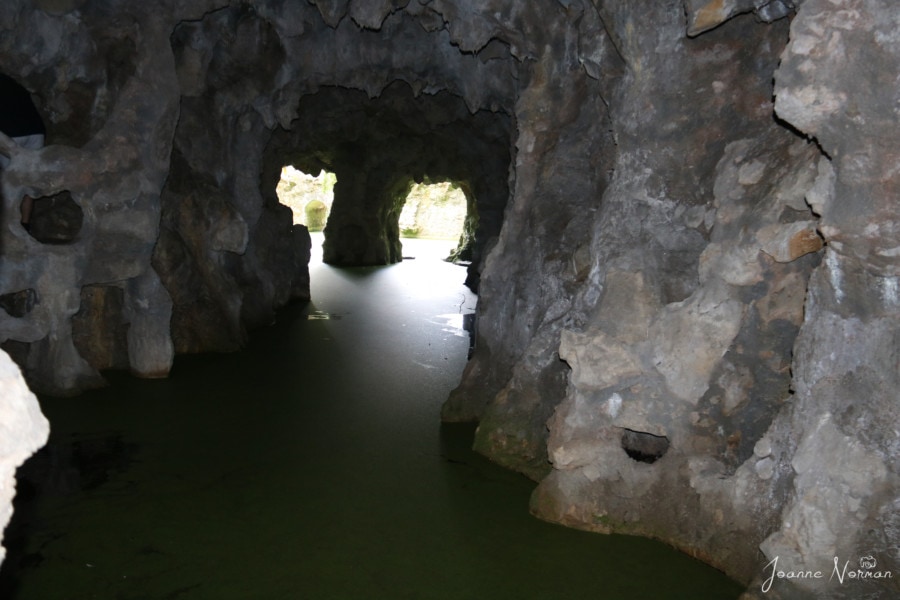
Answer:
0, 290, 36, 319
25, 191, 83, 245
621, 429, 670, 464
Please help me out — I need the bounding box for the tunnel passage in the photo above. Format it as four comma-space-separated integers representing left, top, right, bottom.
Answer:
151, 3, 520, 359
397, 181, 468, 246
262, 82, 512, 289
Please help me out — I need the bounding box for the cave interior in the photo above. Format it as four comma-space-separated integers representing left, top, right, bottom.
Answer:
1, 1, 899, 598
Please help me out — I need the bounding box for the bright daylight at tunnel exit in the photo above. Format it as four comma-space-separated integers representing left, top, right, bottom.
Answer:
275, 166, 470, 263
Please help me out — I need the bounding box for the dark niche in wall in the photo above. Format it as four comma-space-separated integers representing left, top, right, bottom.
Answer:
621, 428, 670, 464
25, 190, 84, 244
0, 289, 38, 318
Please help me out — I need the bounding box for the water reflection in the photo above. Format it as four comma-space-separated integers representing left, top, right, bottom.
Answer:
307, 310, 341, 321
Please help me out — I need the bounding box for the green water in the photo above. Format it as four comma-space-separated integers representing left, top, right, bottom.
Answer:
0, 240, 743, 599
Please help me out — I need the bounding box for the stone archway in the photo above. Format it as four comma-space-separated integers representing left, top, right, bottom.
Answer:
398, 180, 469, 248
262, 83, 511, 283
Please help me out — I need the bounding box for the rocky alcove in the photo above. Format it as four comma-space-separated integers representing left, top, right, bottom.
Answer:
1, 1, 898, 598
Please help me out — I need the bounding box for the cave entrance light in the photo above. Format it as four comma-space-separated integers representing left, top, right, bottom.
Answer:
276, 166, 336, 229
397, 180, 469, 263
276, 166, 336, 262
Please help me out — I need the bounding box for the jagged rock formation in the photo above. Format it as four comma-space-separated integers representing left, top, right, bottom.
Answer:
0, 1, 898, 597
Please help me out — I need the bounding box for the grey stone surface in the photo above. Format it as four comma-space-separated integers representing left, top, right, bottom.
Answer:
684, 0, 797, 36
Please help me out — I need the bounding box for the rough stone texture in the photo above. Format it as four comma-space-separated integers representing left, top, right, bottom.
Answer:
442, 3, 617, 482
533, 124, 822, 581
684, 0, 797, 36
529, 1, 900, 598
0, 349, 49, 567
0, 0, 898, 596
0, 1, 181, 393
746, 1, 900, 597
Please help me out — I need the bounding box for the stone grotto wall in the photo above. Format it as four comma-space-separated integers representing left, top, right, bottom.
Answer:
527, 2, 900, 598
0, 1, 898, 597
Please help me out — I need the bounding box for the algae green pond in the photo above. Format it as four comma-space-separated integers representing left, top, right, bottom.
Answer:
0, 239, 742, 599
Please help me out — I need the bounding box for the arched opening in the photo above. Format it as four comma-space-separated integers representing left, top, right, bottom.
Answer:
274, 164, 478, 270
261, 82, 511, 290
397, 179, 470, 263
398, 181, 466, 241
276, 167, 336, 231
276, 166, 336, 263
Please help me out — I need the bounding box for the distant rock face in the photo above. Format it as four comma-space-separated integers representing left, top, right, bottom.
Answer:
0, 0, 898, 596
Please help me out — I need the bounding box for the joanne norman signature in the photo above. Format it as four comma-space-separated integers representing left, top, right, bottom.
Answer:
762, 555, 893, 593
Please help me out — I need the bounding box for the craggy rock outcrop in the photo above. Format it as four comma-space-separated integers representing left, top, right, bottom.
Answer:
0, 1, 182, 393
684, 0, 798, 36
0, 349, 48, 567
752, 1, 900, 597
529, 2, 899, 599
1, 0, 898, 597
441, 2, 618, 481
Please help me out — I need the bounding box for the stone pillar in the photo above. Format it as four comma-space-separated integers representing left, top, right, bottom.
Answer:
125, 270, 174, 378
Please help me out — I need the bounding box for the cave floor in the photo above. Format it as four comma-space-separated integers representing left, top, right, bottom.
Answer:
0, 238, 743, 599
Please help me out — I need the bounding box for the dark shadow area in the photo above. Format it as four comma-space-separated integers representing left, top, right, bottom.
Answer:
0, 289, 37, 318
621, 428, 671, 464
24, 191, 83, 245
0, 433, 139, 598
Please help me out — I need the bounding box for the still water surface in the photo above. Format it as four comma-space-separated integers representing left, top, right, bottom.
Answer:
0, 237, 742, 599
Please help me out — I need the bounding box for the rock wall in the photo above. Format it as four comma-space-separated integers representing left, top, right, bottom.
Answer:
526, 1, 900, 598
0, 1, 183, 393
754, 1, 900, 597
0, 349, 48, 567
0, 0, 898, 596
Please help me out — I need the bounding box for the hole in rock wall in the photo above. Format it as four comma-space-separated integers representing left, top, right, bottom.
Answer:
621, 428, 670, 464
399, 181, 467, 240
0, 288, 37, 318
24, 190, 84, 244
276, 167, 336, 232
275, 167, 473, 265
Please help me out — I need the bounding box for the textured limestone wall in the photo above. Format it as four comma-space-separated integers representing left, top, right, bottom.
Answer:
754, 1, 900, 597
0, 1, 184, 393
0, 349, 48, 567
526, 1, 900, 598
0, 0, 898, 597
441, 3, 618, 481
